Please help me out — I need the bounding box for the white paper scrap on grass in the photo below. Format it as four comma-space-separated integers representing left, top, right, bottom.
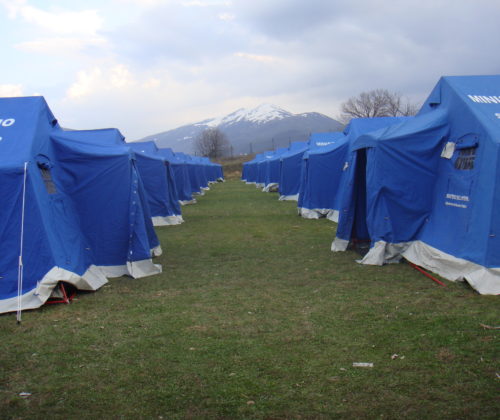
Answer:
352, 362, 374, 368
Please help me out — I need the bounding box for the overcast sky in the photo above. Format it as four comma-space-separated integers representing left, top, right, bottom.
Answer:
1, 0, 499, 139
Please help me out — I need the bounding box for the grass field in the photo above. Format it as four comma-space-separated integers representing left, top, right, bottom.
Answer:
0, 179, 499, 419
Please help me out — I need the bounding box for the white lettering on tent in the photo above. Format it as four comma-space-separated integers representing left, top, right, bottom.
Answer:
445, 201, 467, 209
495, 113, 500, 119
468, 95, 500, 104
0, 118, 15, 127
315, 142, 334, 146
446, 193, 469, 202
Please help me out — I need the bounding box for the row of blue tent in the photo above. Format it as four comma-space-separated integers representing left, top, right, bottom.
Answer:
0, 96, 223, 315
243, 75, 500, 295
128, 140, 224, 224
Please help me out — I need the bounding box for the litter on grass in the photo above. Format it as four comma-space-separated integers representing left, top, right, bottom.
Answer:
480, 323, 500, 330
352, 362, 374, 368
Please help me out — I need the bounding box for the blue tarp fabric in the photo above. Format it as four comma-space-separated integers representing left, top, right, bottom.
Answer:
157, 148, 195, 204
332, 75, 500, 294
262, 147, 288, 192
0, 98, 108, 313
297, 132, 347, 219
49, 129, 162, 279
242, 153, 264, 184
0, 97, 169, 314
278, 142, 309, 200
331, 117, 412, 238
127, 141, 183, 225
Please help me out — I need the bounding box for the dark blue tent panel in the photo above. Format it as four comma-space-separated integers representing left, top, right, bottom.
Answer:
0, 97, 108, 313
127, 141, 183, 226
297, 132, 347, 220
256, 151, 275, 187
242, 153, 264, 184
332, 76, 500, 294
262, 148, 288, 192
50, 129, 162, 279
278, 142, 309, 201
155, 148, 223, 204
157, 148, 196, 204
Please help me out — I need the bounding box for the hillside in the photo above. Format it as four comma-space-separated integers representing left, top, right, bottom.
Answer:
138, 104, 343, 154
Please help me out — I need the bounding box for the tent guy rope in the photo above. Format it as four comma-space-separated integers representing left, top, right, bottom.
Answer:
16, 161, 28, 324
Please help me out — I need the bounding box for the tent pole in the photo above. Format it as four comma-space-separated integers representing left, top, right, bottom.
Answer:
17, 162, 28, 324
408, 262, 447, 288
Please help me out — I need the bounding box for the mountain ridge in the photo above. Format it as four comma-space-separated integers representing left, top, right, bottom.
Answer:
136, 104, 343, 154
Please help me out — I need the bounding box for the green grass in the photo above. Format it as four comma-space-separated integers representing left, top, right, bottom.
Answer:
1, 180, 499, 419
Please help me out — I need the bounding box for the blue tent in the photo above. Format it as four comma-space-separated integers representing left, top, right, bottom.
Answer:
190, 156, 210, 191
278, 142, 309, 201
192, 156, 222, 188
256, 151, 275, 188
331, 116, 412, 245
0, 97, 107, 313
176, 152, 207, 196
332, 116, 429, 253
212, 159, 225, 182
50, 128, 162, 279
127, 141, 183, 226
242, 153, 264, 184
297, 132, 347, 220
262, 147, 288, 192
332, 75, 500, 294
241, 160, 249, 182
199, 156, 224, 183
157, 148, 196, 205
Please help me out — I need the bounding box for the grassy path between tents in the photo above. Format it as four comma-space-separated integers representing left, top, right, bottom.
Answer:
1, 179, 499, 419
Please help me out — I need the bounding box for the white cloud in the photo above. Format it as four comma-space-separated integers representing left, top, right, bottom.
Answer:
2, 1, 109, 58
58, 62, 231, 138
142, 78, 161, 89
234, 52, 279, 63
0, 84, 24, 97
112, 0, 171, 5
111, 0, 232, 7
3, 0, 499, 140
66, 64, 136, 99
66, 68, 103, 99
109, 64, 135, 88
182, 1, 232, 7
218, 12, 234, 21
16, 36, 109, 55
4, 2, 103, 35
0, 0, 25, 19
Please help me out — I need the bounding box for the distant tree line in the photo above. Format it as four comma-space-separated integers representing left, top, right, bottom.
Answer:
340, 89, 419, 124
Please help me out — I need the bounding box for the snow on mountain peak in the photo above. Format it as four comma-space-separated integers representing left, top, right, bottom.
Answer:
202, 103, 293, 127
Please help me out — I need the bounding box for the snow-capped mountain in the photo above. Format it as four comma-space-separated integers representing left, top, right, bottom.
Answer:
137, 104, 343, 155
200, 104, 294, 127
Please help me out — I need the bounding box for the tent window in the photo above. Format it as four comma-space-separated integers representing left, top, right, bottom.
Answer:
39, 167, 58, 194
454, 147, 476, 170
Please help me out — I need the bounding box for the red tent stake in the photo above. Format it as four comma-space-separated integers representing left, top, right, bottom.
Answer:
408, 262, 447, 287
